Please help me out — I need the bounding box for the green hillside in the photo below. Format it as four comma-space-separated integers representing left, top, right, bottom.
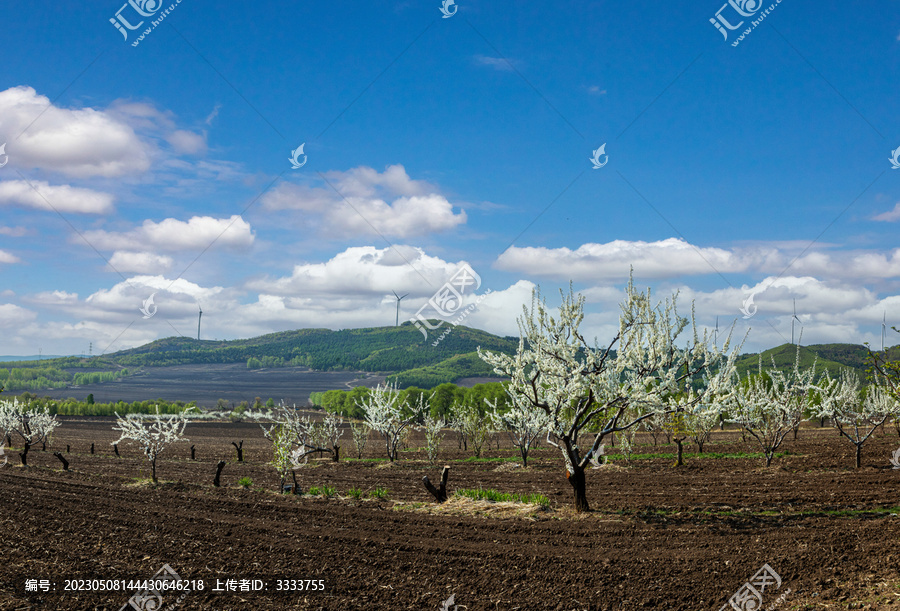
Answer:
734, 343, 900, 381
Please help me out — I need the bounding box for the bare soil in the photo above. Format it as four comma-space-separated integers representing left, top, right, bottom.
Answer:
1, 420, 900, 610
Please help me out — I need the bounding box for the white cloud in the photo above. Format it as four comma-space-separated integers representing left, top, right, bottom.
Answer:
166, 130, 207, 155
587, 85, 607, 95
108, 251, 174, 274
0, 304, 36, 328
246, 245, 470, 297
496, 238, 757, 280
0, 180, 114, 214
262, 165, 466, 238
872, 202, 900, 222
0, 86, 151, 177
0, 226, 27, 237
82, 215, 255, 252
474, 55, 515, 71
0, 250, 20, 265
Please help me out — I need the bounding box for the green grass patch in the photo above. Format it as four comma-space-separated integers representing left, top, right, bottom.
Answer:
347, 487, 363, 500
604, 450, 792, 461
237, 477, 252, 488
369, 486, 389, 500
455, 456, 522, 464
454, 487, 550, 508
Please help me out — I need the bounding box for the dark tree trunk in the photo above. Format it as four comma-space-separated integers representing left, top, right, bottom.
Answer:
19, 442, 31, 466
213, 460, 226, 487
423, 465, 450, 503
150, 458, 157, 484
291, 470, 300, 494
332, 445, 340, 463
190, 445, 195, 460
567, 466, 590, 512
41, 441, 46, 451
5, 434, 9, 447
90, 443, 94, 455
114, 444, 120, 457
696, 439, 705, 454
53, 452, 69, 471
792, 424, 799, 440
66, 445, 70, 453
819, 417, 826, 428
855, 444, 862, 469
232, 441, 243, 462
674, 438, 684, 467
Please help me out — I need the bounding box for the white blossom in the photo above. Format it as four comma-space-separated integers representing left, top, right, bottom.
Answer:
112, 406, 193, 483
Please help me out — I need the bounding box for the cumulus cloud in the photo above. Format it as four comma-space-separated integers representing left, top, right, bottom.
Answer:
497, 238, 900, 282
0, 180, 114, 214
82, 215, 255, 252
108, 251, 174, 274
246, 245, 472, 297
0, 86, 151, 177
262, 165, 466, 238
496, 238, 759, 280
0, 304, 37, 328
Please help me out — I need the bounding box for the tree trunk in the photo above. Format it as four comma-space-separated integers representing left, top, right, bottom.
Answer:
232, 441, 243, 462
423, 465, 450, 503
114, 444, 119, 457
19, 442, 30, 466
332, 445, 340, 463
150, 458, 158, 484
291, 470, 300, 494
855, 444, 862, 469
191, 445, 196, 460
213, 460, 226, 487
674, 438, 684, 467
53, 452, 69, 471
567, 466, 590, 512
42, 441, 46, 451
520, 446, 528, 468
765, 451, 774, 467
90, 443, 94, 454
66, 445, 70, 453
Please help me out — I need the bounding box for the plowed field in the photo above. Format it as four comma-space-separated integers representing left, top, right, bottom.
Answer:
2, 418, 899, 610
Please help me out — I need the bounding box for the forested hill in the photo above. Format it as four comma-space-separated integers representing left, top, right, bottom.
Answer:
734, 343, 900, 380
93, 322, 519, 380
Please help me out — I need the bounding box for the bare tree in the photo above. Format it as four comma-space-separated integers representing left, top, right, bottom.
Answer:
112, 407, 193, 483
0, 399, 60, 466
478, 280, 740, 511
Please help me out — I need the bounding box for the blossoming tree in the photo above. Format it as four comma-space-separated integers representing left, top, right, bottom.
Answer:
478, 280, 740, 511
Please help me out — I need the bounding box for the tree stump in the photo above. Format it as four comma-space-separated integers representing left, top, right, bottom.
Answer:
232, 441, 243, 462
53, 452, 69, 471
191, 445, 196, 460
90, 443, 95, 455
423, 465, 450, 503
213, 460, 226, 487
66, 445, 70, 453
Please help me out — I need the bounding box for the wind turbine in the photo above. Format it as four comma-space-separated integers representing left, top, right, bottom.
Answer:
883, 311, 887, 352
197, 306, 203, 341
714, 316, 719, 345
791, 299, 802, 346
392, 291, 408, 327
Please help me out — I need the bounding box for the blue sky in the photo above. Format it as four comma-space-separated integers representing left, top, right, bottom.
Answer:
1, 0, 899, 356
